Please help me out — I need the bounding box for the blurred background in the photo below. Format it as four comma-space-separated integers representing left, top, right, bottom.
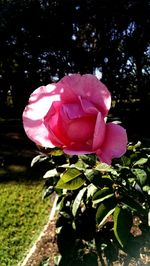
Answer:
0, 0, 150, 139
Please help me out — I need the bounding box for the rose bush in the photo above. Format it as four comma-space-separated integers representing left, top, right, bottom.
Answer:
23, 74, 127, 164
22, 75, 150, 265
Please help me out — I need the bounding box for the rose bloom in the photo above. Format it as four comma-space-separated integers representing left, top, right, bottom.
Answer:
23, 74, 127, 164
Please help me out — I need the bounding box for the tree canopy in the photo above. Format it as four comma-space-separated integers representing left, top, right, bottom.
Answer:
0, 0, 150, 137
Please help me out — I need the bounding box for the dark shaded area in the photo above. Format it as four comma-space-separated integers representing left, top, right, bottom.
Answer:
0, 0, 150, 139
0, 121, 35, 180
0, 119, 52, 181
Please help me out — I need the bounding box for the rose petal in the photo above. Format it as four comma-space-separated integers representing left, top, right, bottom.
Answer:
66, 116, 96, 142
64, 144, 94, 155
23, 84, 60, 147
61, 74, 111, 117
62, 103, 85, 119
97, 123, 128, 164
23, 115, 55, 147
44, 102, 67, 146
79, 97, 98, 114
58, 75, 80, 103
92, 112, 106, 150
24, 85, 60, 119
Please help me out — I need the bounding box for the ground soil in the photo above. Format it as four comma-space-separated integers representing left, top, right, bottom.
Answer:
21, 219, 150, 266
22, 220, 58, 266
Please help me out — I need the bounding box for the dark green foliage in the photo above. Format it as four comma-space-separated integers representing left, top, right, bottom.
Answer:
42, 141, 150, 265
113, 206, 133, 248
93, 187, 114, 203
96, 198, 116, 225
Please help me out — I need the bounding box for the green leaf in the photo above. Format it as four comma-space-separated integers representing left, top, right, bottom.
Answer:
54, 255, 62, 266
87, 184, 97, 199
61, 168, 83, 182
85, 169, 113, 188
96, 198, 116, 226
120, 156, 131, 166
72, 187, 87, 216
79, 154, 97, 166
134, 141, 142, 148
122, 197, 147, 216
95, 163, 118, 176
48, 147, 64, 156
128, 141, 141, 151
55, 168, 85, 190
86, 169, 100, 183
42, 186, 54, 199
30, 154, 48, 167
55, 176, 85, 190
131, 168, 147, 186
113, 206, 132, 248
43, 169, 58, 178
133, 158, 148, 166
71, 159, 87, 171
93, 187, 114, 204
39, 257, 50, 266
143, 185, 150, 193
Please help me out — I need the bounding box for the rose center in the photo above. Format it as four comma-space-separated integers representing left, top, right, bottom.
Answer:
66, 116, 96, 142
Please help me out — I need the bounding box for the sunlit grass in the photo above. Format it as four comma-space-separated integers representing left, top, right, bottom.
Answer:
0, 180, 51, 266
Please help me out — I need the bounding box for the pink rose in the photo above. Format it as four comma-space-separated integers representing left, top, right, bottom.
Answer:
23, 74, 127, 164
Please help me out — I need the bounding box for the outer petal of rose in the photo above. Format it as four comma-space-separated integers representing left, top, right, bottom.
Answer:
23, 84, 60, 120
23, 84, 60, 147
23, 116, 55, 147
58, 75, 80, 103
97, 123, 128, 164
61, 74, 111, 117
64, 144, 94, 155
92, 112, 106, 151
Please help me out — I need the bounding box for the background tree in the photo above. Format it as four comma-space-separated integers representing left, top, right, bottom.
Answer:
0, 0, 150, 138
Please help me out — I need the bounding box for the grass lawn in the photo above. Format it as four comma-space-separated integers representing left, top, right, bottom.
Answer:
0, 122, 54, 266
0, 180, 51, 266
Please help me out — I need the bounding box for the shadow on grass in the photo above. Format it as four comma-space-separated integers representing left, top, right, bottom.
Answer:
0, 128, 51, 182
